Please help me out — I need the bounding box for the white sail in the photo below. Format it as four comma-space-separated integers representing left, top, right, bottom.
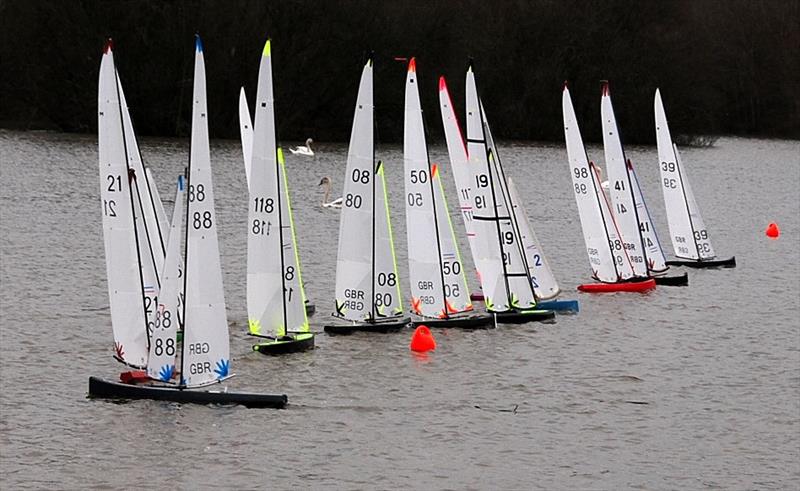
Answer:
333, 60, 374, 321
482, 106, 537, 309
506, 177, 560, 299
562, 85, 628, 282
145, 168, 171, 250
247, 40, 308, 337
438, 77, 480, 281
181, 37, 230, 387
404, 59, 446, 318
465, 66, 510, 311
239, 87, 254, 189
431, 163, 472, 314
115, 74, 163, 338
676, 144, 715, 259
147, 176, 184, 383
601, 85, 648, 277
627, 161, 668, 273
98, 43, 149, 368
374, 161, 404, 318
655, 89, 715, 260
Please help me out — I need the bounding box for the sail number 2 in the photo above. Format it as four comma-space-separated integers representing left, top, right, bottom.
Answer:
103, 174, 121, 217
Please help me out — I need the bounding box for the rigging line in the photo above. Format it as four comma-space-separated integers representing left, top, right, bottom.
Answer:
132, 176, 161, 288
483, 112, 537, 304
592, 162, 636, 278
143, 168, 167, 256
588, 161, 623, 281
673, 143, 702, 260
629, 163, 668, 265
612, 106, 649, 275
470, 73, 511, 310
112, 60, 151, 351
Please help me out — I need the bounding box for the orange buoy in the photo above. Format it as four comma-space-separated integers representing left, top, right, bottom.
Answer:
766, 222, 780, 239
410, 325, 436, 352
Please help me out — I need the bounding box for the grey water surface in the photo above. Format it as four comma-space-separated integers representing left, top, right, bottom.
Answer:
1, 130, 798, 489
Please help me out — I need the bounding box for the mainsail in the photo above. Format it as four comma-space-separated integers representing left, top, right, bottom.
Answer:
98, 41, 149, 368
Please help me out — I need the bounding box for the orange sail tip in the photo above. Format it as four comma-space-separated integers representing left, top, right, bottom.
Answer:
601, 80, 609, 96
410, 326, 436, 352
103, 38, 114, 54
431, 163, 439, 178
562, 80, 569, 90
408, 57, 416, 73
439, 76, 447, 91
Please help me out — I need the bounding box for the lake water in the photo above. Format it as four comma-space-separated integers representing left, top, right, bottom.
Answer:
1, 130, 798, 489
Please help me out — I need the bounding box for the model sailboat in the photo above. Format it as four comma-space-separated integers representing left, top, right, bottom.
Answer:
239, 86, 316, 316
437, 77, 576, 313
246, 40, 314, 354
90, 37, 286, 407
601, 83, 687, 286
562, 83, 656, 293
404, 59, 491, 328
459, 64, 555, 321
655, 89, 735, 268
323, 57, 409, 334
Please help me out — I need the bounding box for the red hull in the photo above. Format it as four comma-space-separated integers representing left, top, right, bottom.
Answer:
577, 278, 656, 293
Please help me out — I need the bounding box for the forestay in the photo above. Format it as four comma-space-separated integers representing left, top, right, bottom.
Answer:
601, 84, 648, 277
181, 37, 230, 388
98, 43, 149, 368
465, 66, 509, 311
506, 177, 560, 300
247, 40, 309, 337
147, 176, 184, 383
562, 85, 630, 282
655, 89, 715, 260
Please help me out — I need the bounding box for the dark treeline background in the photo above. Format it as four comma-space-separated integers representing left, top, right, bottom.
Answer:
1, 0, 797, 143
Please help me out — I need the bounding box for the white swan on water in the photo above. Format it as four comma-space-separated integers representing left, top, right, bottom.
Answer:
290, 138, 315, 156
318, 177, 342, 208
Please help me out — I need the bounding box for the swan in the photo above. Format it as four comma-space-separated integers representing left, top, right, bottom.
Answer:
290, 138, 315, 156
319, 177, 343, 208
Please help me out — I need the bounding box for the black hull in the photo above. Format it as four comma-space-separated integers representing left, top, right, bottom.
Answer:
253, 333, 315, 355
412, 313, 495, 329
324, 317, 410, 335
665, 256, 736, 268
653, 272, 689, 286
492, 309, 557, 324
87, 377, 287, 408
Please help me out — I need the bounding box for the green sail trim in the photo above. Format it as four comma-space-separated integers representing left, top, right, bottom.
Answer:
278, 147, 310, 334
378, 161, 404, 315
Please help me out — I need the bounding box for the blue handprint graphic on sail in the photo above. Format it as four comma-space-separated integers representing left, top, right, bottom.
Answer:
157, 364, 175, 382
214, 358, 230, 380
